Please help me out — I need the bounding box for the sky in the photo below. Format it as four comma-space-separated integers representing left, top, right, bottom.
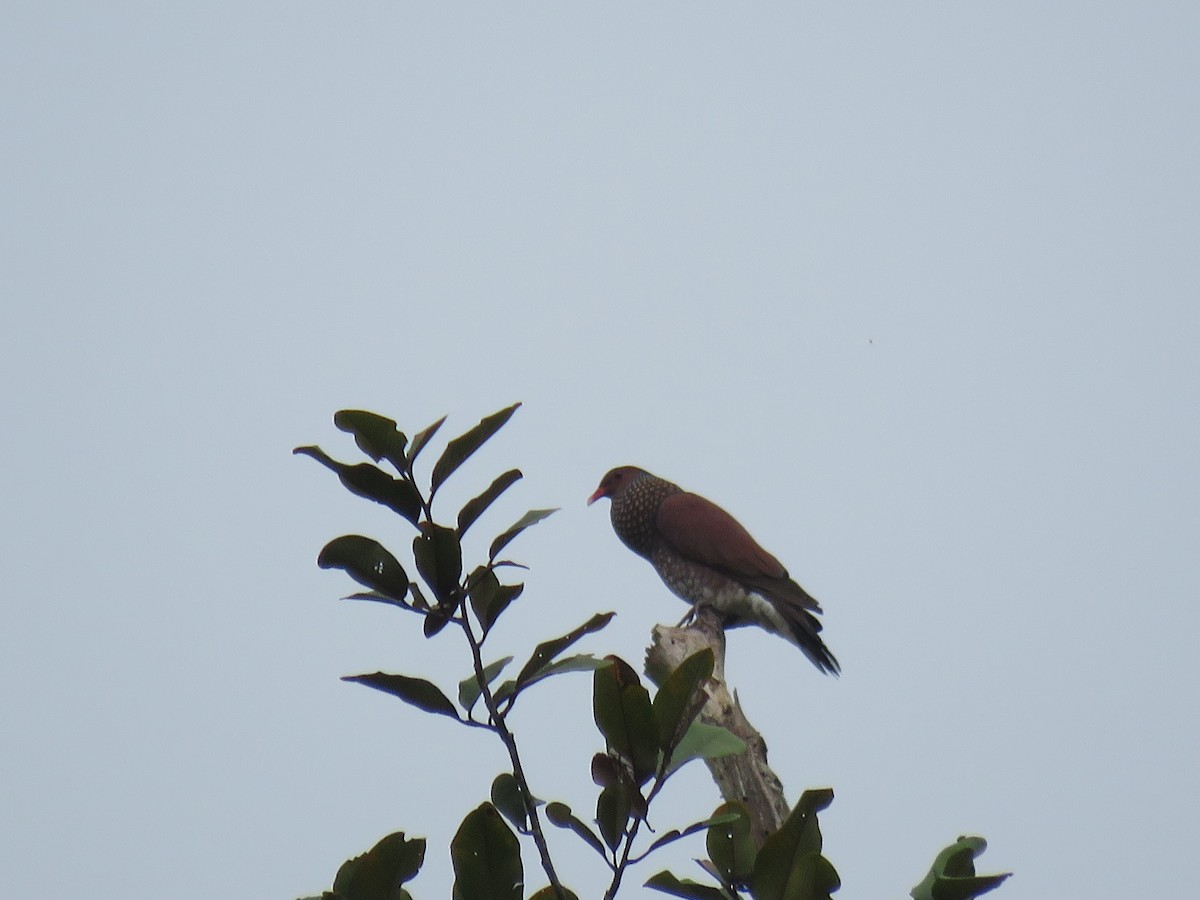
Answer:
2, 3, 1198, 898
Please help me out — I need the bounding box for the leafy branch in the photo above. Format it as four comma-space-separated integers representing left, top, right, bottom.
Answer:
296, 405, 746, 898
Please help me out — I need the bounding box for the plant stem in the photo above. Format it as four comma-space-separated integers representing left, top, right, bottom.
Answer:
460, 614, 567, 899
604, 817, 643, 900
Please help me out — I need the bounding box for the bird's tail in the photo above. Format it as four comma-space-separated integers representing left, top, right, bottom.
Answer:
772, 599, 840, 675
740, 577, 840, 675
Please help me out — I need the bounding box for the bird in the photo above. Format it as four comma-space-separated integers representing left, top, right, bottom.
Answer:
588, 466, 839, 675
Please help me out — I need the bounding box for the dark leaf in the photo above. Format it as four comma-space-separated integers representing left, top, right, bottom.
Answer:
706, 803, 756, 888
792, 789, 833, 858
466, 566, 523, 633
489, 508, 558, 561
652, 648, 714, 758
490, 773, 528, 832
753, 852, 841, 900
484, 582, 523, 632
318, 535, 409, 603
644, 871, 733, 900
910, 836, 1011, 900
597, 782, 632, 852
405, 581, 429, 611
331, 831, 425, 900
412, 524, 462, 604
634, 811, 743, 861
591, 752, 622, 787
663, 722, 746, 778
343, 672, 460, 721
492, 679, 517, 706
458, 656, 513, 714
450, 803, 523, 900
545, 802, 607, 858
407, 414, 447, 466
294, 446, 423, 525
528, 888, 579, 900
341, 590, 408, 609
752, 790, 839, 900
514, 613, 615, 693
333, 410, 408, 472
422, 605, 454, 638
457, 468, 523, 537
593, 657, 659, 786
431, 403, 521, 496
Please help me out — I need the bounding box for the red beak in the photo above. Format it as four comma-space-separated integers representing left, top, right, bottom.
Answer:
587, 486, 607, 506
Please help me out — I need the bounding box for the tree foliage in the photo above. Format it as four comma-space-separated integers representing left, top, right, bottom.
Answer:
295, 404, 1010, 900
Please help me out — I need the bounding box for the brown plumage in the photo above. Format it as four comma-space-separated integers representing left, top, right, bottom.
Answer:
588, 466, 839, 675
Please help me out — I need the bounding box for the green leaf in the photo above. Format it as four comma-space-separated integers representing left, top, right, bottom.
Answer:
450, 803, 523, 900
318, 535, 409, 603
458, 656, 513, 714
407, 414, 447, 466
431, 403, 521, 496
754, 853, 841, 900
644, 871, 733, 900
490, 772, 529, 832
489, 508, 558, 561
333, 410, 408, 472
782, 789, 833, 856
412, 523, 462, 603
331, 831, 425, 900
910, 836, 1011, 900
593, 658, 659, 786
597, 782, 632, 852
752, 790, 839, 900
663, 722, 747, 778
652, 648, 714, 757
706, 802, 756, 888
457, 468, 523, 537
545, 802, 607, 858
507, 654, 608, 704
513, 613, 615, 694
294, 446, 423, 525
343, 672, 460, 721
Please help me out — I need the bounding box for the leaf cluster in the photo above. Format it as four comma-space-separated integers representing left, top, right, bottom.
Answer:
644, 790, 838, 900
542, 649, 747, 896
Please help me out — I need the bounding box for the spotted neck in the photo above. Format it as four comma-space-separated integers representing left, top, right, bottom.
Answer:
610, 472, 680, 558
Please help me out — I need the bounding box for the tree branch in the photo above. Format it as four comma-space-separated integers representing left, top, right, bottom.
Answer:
644, 606, 789, 845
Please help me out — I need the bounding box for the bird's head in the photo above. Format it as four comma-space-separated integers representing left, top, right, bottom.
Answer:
587, 466, 648, 505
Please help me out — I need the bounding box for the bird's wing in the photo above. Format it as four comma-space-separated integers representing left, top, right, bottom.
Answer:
656, 492, 787, 581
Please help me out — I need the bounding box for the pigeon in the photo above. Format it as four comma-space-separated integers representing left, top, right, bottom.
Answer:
589, 466, 838, 674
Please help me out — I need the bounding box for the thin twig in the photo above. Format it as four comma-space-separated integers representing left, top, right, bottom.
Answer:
459, 613, 567, 899
603, 816, 643, 900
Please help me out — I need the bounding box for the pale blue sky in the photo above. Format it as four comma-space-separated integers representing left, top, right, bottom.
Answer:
2, 4, 1197, 898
